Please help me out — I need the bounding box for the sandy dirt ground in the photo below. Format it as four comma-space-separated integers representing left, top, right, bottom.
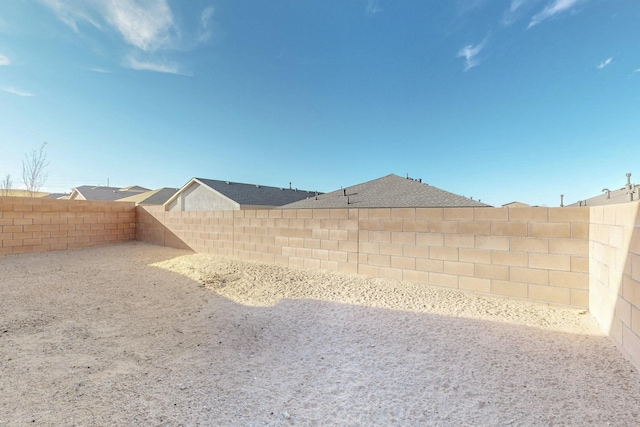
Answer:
1, 242, 639, 426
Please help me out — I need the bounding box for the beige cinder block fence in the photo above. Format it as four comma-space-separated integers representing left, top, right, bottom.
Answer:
0, 197, 136, 255
137, 206, 590, 308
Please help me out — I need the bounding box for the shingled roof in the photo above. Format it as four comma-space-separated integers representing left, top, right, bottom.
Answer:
280, 174, 492, 209
69, 185, 150, 201
117, 187, 179, 205
165, 178, 320, 208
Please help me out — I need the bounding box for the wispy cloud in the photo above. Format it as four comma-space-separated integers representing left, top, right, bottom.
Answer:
0, 53, 9, 66
528, 0, 583, 29
41, 1, 216, 74
502, 0, 528, 26
102, 0, 176, 52
197, 6, 215, 42
457, 38, 487, 71
124, 54, 187, 75
86, 66, 110, 73
2, 87, 35, 97
597, 57, 613, 69
366, 0, 382, 15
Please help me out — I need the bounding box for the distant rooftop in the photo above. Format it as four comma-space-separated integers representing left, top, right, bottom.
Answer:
280, 174, 492, 209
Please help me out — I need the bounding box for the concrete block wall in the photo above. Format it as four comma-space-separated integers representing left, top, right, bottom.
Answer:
0, 197, 136, 255
589, 203, 640, 368
137, 205, 590, 308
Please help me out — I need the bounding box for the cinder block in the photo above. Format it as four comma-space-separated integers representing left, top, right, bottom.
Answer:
529, 284, 571, 305
312, 248, 329, 261
529, 253, 571, 271
458, 221, 491, 235
459, 248, 491, 264
622, 276, 640, 307
415, 208, 443, 220
549, 239, 588, 256
403, 269, 429, 284
379, 220, 402, 232
379, 267, 403, 281
367, 208, 391, 220
368, 254, 391, 267
491, 222, 528, 237
571, 289, 589, 308
510, 267, 549, 285
491, 280, 528, 298
403, 245, 428, 259
529, 223, 571, 238
622, 327, 640, 369
403, 220, 430, 232
475, 264, 509, 281
444, 234, 475, 249
392, 232, 416, 245
475, 235, 509, 251
416, 258, 443, 273
491, 251, 528, 267
430, 246, 458, 261
443, 208, 474, 221
571, 223, 589, 239
359, 231, 391, 243
474, 208, 508, 221
508, 207, 549, 222
443, 261, 474, 276
391, 208, 415, 220
549, 271, 589, 289
391, 255, 416, 269
329, 209, 349, 219
549, 207, 590, 223
429, 272, 458, 288
416, 233, 444, 247
429, 221, 459, 234
459, 276, 491, 293
380, 243, 404, 256
632, 306, 640, 335
359, 264, 379, 278
571, 256, 589, 273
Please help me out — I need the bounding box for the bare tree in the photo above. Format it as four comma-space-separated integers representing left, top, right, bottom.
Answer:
0, 173, 12, 197
22, 142, 49, 197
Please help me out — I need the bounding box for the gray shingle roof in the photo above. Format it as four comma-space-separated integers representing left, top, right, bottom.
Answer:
280, 174, 492, 209
72, 185, 150, 201
195, 178, 319, 207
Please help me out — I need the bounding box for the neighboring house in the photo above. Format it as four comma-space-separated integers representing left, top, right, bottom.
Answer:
164, 178, 320, 211
568, 173, 640, 207
117, 188, 179, 206
280, 174, 492, 209
502, 201, 530, 208
68, 185, 150, 201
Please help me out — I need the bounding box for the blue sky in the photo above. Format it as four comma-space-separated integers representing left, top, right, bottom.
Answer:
0, 0, 638, 206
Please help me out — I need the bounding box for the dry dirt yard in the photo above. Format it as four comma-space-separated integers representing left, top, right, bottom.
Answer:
1, 242, 639, 426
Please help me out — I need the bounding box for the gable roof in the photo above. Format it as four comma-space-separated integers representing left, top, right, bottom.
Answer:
164, 178, 320, 208
69, 185, 150, 201
280, 174, 492, 209
117, 187, 179, 205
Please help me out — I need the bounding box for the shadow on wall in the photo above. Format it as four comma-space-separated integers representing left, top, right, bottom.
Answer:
590, 202, 640, 369
136, 207, 191, 251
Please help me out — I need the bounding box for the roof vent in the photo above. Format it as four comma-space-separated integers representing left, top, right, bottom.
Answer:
226, 181, 230, 185
255, 185, 260, 188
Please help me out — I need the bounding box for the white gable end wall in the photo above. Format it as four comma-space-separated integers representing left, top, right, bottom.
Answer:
167, 182, 239, 211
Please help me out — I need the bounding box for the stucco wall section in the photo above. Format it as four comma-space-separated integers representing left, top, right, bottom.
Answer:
0, 197, 135, 255
589, 203, 640, 369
